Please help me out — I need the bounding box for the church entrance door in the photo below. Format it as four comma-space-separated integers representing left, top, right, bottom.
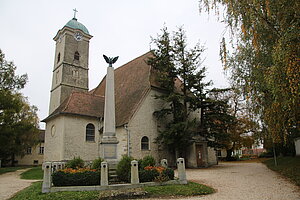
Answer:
196, 144, 204, 167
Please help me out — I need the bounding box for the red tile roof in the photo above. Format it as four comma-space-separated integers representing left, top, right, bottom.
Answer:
43, 51, 184, 127
92, 52, 153, 126
43, 92, 105, 121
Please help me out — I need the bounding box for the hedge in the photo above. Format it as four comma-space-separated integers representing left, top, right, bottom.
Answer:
139, 167, 175, 183
52, 168, 100, 186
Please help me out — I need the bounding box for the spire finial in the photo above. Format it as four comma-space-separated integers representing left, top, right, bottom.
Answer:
73, 8, 78, 19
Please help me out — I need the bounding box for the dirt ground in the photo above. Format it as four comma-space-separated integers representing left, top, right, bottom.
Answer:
0, 168, 39, 200
148, 161, 300, 200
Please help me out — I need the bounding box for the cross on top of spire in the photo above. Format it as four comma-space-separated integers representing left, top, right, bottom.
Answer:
73, 8, 78, 19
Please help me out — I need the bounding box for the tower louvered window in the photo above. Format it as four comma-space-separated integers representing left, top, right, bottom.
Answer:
57, 53, 60, 63
74, 51, 80, 60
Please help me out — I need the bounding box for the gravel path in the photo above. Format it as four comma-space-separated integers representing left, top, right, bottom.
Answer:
0, 168, 39, 200
1, 162, 299, 200
148, 161, 300, 200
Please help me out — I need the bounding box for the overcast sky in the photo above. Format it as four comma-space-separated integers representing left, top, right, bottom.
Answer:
0, 0, 229, 128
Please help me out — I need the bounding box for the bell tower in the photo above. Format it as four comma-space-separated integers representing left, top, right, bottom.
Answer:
49, 11, 93, 114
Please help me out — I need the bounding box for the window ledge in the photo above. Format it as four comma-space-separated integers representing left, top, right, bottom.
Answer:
86, 141, 95, 143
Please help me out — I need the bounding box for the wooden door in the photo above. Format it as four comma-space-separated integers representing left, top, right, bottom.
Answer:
196, 145, 204, 167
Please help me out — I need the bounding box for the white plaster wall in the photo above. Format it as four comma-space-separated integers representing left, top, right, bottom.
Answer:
295, 138, 300, 156
128, 89, 169, 163
115, 127, 128, 160
207, 147, 217, 165
63, 116, 100, 161
189, 108, 201, 121
186, 144, 197, 168
44, 116, 65, 161
15, 143, 44, 165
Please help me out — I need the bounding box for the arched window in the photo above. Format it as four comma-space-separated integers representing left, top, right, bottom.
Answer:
86, 123, 95, 141
141, 136, 149, 150
74, 51, 80, 61
57, 53, 60, 63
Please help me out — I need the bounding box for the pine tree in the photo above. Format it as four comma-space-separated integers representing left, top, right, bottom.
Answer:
148, 26, 209, 159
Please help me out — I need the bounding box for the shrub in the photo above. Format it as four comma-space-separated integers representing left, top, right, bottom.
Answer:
259, 152, 273, 158
162, 168, 174, 180
226, 156, 238, 161
139, 166, 174, 183
91, 157, 104, 171
140, 155, 156, 169
52, 168, 100, 186
116, 155, 134, 182
139, 169, 159, 182
65, 157, 84, 169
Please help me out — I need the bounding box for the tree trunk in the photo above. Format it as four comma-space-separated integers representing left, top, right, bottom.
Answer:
226, 149, 233, 160
11, 153, 15, 167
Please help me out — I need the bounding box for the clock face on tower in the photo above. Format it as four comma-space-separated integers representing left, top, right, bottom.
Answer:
74, 32, 83, 41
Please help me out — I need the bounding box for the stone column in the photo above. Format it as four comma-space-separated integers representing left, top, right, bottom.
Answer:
161, 159, 168, 168
177, 158, 187, 184
42, 162, 52, 193
131, 160, 139, 184
101, 161, 108, 186
101, 64, 119, 160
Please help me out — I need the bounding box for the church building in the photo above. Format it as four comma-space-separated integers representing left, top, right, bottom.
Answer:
43, 15, 217, 168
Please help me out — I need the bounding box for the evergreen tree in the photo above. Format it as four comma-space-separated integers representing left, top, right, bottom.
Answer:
148, 26, 209, 159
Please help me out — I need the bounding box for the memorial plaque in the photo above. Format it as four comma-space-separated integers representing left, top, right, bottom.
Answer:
103, 144, 117, 159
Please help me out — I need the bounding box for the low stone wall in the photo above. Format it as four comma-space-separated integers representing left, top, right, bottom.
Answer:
50, 180, 181, 193
42, 158, 187, 193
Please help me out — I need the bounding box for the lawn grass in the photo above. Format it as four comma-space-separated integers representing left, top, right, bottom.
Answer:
144, 181, 215, 197
10, 182, 99, 200
10, 181, 214, 200
0, 166, 29, 175
263, 156, 300, 186
21, 166, 43, 180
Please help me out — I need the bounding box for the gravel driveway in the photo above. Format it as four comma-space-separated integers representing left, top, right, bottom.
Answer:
175, 161, 300, 200
0, 168, 39, 200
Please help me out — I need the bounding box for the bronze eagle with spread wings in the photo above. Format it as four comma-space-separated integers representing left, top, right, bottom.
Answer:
103, 55, 119, 66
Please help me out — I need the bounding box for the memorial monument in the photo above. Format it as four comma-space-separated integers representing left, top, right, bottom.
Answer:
101, 55, 119, 161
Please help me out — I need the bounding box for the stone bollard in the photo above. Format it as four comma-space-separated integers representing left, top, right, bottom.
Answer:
131, 160, 139, 184
42, 162, 52, 193
57, 162, 62, 170
61, 162, 66, 169
177, 158, 187, 184
161, 159, 168, 168
101, 161, 108, 186
51, 162, 58, 173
